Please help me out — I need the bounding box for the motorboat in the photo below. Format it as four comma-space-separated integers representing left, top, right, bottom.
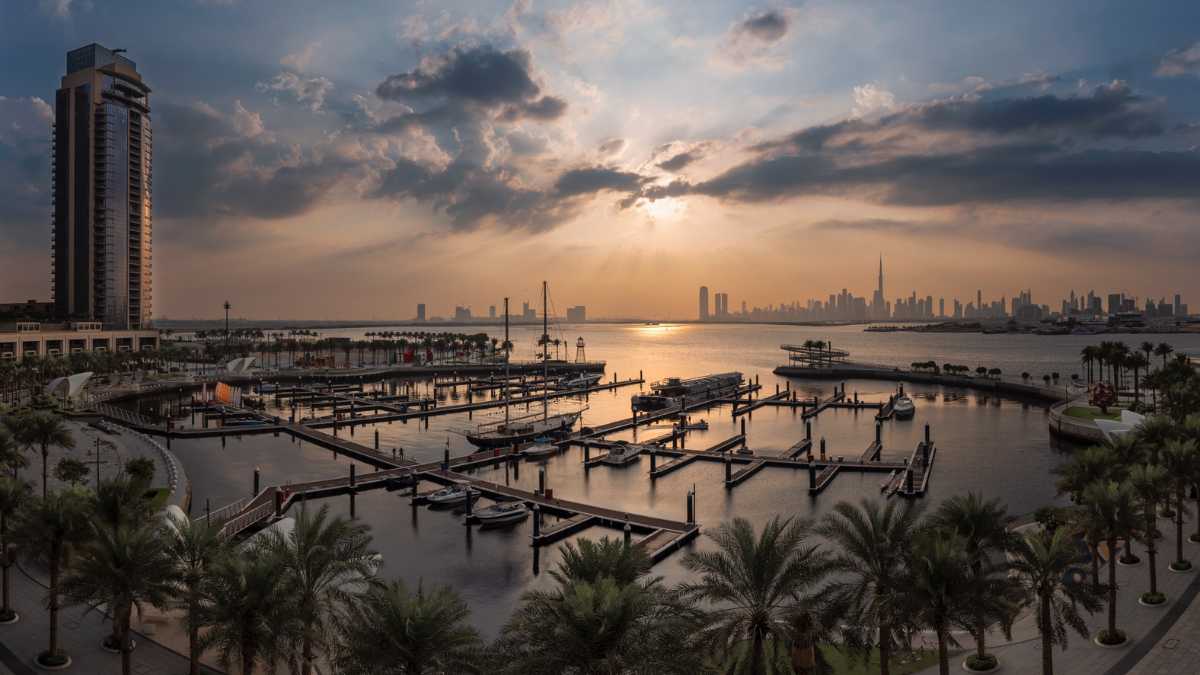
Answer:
522, 439, 559, 458
633, 372, 742, 411
557, 373, 603, 390
601, 441, 646, 466
472, 501, 529, 525
679, 419, 708, 431
426, 484, 481, 505
893, 394, 916, 420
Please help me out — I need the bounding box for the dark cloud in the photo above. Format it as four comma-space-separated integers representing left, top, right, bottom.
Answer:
377, 46, 541, 105
500, 95, 568, 121
0, 97, 52, 249
554, 167, 648, 197
738, 10, 789, 43
658, 149, 704, 172
597, 138, 627, 156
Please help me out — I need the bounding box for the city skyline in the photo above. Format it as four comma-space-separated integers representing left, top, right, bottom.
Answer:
3, 2, 1200, 320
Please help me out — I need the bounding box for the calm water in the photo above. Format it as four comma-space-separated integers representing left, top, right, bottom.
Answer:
169, 324, 1200, 637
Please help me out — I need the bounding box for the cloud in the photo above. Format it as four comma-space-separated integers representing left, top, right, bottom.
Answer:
554, 166, 648, 196
714, 8, 796, 70
1156, 42, 1200, 78
654, 141, 714, 172
257, 71, 334, 112
851, 84, 897, 117
39, 0, 79, 18
281, 41, 322, 72
632, 84, 1192, 209
597, 138, 627, 157
378, 46, 542, 107
0, 97, 54, 246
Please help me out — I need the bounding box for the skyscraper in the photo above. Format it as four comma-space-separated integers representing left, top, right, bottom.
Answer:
699, 286, 709, 321
872, 256, 886, 319
53, 44, 153, 330
417, 303, 426, 321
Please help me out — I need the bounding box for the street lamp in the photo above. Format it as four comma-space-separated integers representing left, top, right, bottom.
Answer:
224, 300, 232, 356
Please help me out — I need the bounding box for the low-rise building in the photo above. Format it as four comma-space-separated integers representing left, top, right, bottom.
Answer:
0, 322, 157, 362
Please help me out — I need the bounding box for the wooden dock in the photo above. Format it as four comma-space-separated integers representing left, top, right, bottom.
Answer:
731, 390, 789, 417
895, 440, 936, 498
785, 438, 813, 459
649, 435, 745, 478
725, 458, 767, 487
802, 391, 846, 419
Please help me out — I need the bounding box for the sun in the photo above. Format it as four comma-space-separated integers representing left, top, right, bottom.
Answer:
638, 196, 685, 222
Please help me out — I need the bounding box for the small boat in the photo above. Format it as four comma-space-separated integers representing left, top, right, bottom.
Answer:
893, 395, 916, 420
557, 373, 603, 390
426, 485, 481, 505
679, 419, 708, 431
601, 441, 646, 466
880, 469, 898, 491
472, 501, 529, 525
522, 440, 558, 458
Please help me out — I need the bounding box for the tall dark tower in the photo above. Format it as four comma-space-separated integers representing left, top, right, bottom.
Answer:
872, 255, 886, 319
52, 44, 153, 329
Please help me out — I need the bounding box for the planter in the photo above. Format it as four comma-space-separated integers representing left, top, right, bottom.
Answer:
100, 636, 136, 654
34, 652, 72, 671
1093, 630, 1128, 648
0, 609, 17, 625
1190, 534, 1200, 544
1169, 561, 1194, 573
1117, 555, 1142, 567
962, 654, 1000, 672
1139, 592, 1168, 607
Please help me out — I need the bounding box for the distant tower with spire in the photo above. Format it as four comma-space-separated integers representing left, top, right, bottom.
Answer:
872, 255, 887, 319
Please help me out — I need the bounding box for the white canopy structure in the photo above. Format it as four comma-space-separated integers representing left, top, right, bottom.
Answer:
44, 371, 94, 400
224, 356, 256, 374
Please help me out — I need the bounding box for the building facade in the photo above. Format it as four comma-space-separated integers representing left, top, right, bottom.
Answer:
0, 322, 157, 362
52, 44, 153, 331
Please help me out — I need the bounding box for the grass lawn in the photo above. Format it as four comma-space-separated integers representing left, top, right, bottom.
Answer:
820, 645, 944, 674
1063, 406, 1121, 421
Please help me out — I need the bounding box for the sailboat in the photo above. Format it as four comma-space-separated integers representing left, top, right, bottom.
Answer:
464, 284, 582, 448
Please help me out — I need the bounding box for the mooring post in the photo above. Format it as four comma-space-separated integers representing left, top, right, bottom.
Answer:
374, 429, 380, 450
725, 453, 732, 483
925, 423, 931, 446
808, 463, 816, 489
650, 448, 657, 473
686, 489, 695, 525
854, 390, 859, 404
465, 491, 473, 520
350, 464, 356, 488
820, 437, 826, 461
205, 497, 211, 522
274, 489, 283, 517
875, 422, 881, 447
906, 468, 914, 493
532, 504, 541, 538
639, 369, 643, 381
442, 446, 450, 472
776, 383, 779, 395
349, 490, 356, 518
584, 444, 590, 463
740, 418, 746, 438
806, 420, 812, 440
624, 519, 632, 547
538, 466, 546, 496
253, 467, 260, 496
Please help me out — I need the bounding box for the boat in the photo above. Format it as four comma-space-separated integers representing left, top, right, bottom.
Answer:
679, 418, 708, 431
601, 441, 646, 466
472, 501, 529, 525
557, 373, 603, 390
880, 469, 898, 491
426, 484, 481, 505
522, 439, 559, 458
893, 394, 916, 420
632, 372, 743, 411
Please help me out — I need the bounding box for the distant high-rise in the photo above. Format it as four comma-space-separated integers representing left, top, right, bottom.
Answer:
416, 303, 426, 321
488, 305, 496, 319
53, 44, 153, 329
699, 286, 709, 321
566, 306, 586, 322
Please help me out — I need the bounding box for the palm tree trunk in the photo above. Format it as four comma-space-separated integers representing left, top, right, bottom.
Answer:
120, 604, 133, 675
302, 634, 314, 675
1147, 507, 1159, 595
48, 544, 60, 659
188, 596, 201, 675
975, 621, 987, 660
40, 444, 48, 498
1107, 535, 1118, 636
1193, 486, 1200, 542
750, 631, 763, 675
1040, 595, 1054, 675
937, 624, 949, 675
1176, 489, 1186, 565
879, 623, 891, 675
1090, 541, 1101, 591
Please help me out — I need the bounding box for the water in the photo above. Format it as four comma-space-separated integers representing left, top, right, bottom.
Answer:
168, 324, 1200, 637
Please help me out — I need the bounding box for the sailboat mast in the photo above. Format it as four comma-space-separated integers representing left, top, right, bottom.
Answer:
504, 297, 510, 425
542, 280, 549, 422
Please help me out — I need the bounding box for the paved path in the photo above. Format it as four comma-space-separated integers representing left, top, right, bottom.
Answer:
914, 521, 1200, 675
0, 561, 217, 674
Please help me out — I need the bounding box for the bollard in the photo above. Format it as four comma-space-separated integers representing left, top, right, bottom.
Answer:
806, 421, 812, 440
808, 463, 816, 489
639, 370, 643, 381
253, 467, 260, 496
274, 489, 283, 517
374, 429, 380, 450
875, 422, 881, 446
584, 444, 591, 463
349, 491, 356, 518
820, 437, 826, 460
532, 504, 541, 538
686, 489, 695, 525
650, 449, 657, 473
205, 498, 211, 521
465, 491, 473, 519
538, 467, 546, 496
624, 520, 632, 547
854, 391, 859, 404
906, 468, 914, 492
442, 446, 450, 471
350, 464, 356, 488
776, 383, 780, 395
925, 423, 931, 446
740, 418, 746, 437
725, 454, 732, 483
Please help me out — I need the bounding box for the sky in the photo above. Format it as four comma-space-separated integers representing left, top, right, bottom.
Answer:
1, 0, 1200, 320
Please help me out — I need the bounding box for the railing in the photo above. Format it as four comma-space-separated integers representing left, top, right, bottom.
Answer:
218, 501, 276, 539
198, 498, 248, 527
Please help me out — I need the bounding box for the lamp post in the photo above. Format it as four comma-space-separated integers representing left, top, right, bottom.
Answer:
223, 300, 232, 354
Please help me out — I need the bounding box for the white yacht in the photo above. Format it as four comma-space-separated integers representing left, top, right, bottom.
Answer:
472, 501, 529, 525
893, 394, 916, 420
601, 441, 647, 466
426, 484, 480, 505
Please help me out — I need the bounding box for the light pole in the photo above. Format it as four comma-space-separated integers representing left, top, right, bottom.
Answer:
223, 300, 232, 356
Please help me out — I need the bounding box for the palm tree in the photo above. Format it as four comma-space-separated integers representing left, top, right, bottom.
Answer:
1009, 528, 1102, 675
62, 517, 176, 675
1160, 439, 1197, 572
904, 532, 975, 675
12, 489, 92, 668
1141, 341, 1155, 369
927, 493, 1013, 666
817, 499, 924, 675
333, 580, 482, 674
1129, 464, 1169, 604
1054, 445, 1119, 505
267, 504, 378, 675
22, 412, 75, 497
680, 516, 831, 674
0, 477, 28, 622
0, 427, 28, 479
495, 536, 701, 675
1155, 342, 1174, 370
165, 512, 227, 675
199, 542, 293, 675
1080, 346, 1096, 384
1081, 481, 1141, 645
1126, 353, 1149, 402
553, 536, 650, 586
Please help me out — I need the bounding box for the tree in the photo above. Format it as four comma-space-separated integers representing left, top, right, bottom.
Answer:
1081, 481, 1141, 645
334, 580, 482, 674
1154, 342, 1174, 370
553, 537, 649, 586
62, 517, 176, 675
1009, 528, 1102, 675
1126, 353, 1149, 402
904, 532, 974, 675
817, 499, 924, 675
267, 504, 378, 675
22, 412, 76, 497
124, 456, 156, 488
1128, 464, 1169, 604
12, 489, 92, 668
164, 512, 227, 675
0, 426, 28, 479
1090, 382, 1117, 415
1080, 346, 1096, 384
53, 457, 89, 486
1160, 440, 1197, 572
680, 516, 831, 674
495, 536, 700, 675
927, 493, 1014, 667
198, 543, 293, 675
0, 477, 28, 622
